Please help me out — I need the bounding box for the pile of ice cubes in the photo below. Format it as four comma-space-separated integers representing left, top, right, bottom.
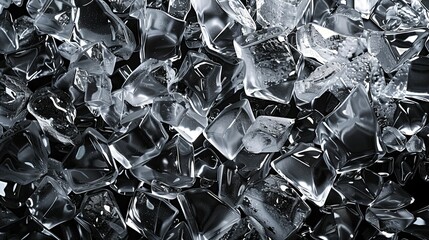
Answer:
1, 0, 429, 239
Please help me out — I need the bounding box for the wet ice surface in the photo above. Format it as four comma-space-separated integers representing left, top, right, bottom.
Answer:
2, 0, 429, 239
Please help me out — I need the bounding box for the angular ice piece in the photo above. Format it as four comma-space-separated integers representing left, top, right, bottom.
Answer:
54, 68, 85, 105
26, 176, 76, 229
168, 0, 191, 19
151, 179, 181, 200
127, 191, 178, 239
110, 169, 141, 196
381, 126, 407, 152
243, 116, 294, 153
130, 135, 195, 188
122, 59, 175, 107
272, 143, 336, 206
296, 23, 366, 64
0, 216, 60, 239
82, 72, 113, 112
14, 15, 42, 48
354, 0, 378, 19
290, 110, 324, 144
164, 222, 192, 240
33, 0, 77, 40
194, 148, 222, 181
394, 152, 424, 185
0, 11, 18, 54
5, 36, 63, 81
311, 204, 362, 240
220, 216, 267, 240
151, 93, 189, 127
316, 85, 384, 172
240, 175, 311, 240
406, 135, 425, 153
256, 0, 311, 30
204, 99, 255, 160
27, 87, 79, 145
367, 29, 428, 73
74, 0, 136, 60
379, 62, 409, 100
109, 111, 169, 169
371, 181, 414, 210
175, 51, 222, 116
0, 121, 49, 185
0, 74, 31, 127
335, 169, 383, 206
191, 0, 256, 57
234, 27, 302, 104
371, 0, 429, 31
234, 149, 273, 181
46, 158, 71, 194
63, 128, 118, 194
323, 4, 364, 36
178, 188, 241, 239
69, 42, 116, 75
143, 8, 185, 61
173, 107, 208, 143
393, 99, 427, 135
76, 190, 127, 239
405, 57, 429, 101
218, 161, 247, 206
0, 180, 37, 209
365, 208, 414, 234
58, 41, 80, 60
404, 205, 429, 239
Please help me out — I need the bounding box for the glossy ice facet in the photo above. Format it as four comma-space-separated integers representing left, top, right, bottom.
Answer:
335, 169, 383, 206
256, 0, 311, 30
26, 176, 76, 229
235, 27, 302, 104
393, 99, 427, 136
109, 111, 169, 169
371, 180, 414, 210
405, 56, 429, 102
151, 179, 181, 199
316, 85, 384, 172
365, 208, 414, 234
143, 8, 186, 61
69, 42, 116, 75
404, 205, 429, 239
164, 222, 193, 240
243, 116, 294, 153
74, 0, 136, 60
27, 87, 79, 145
194, 148, 222, 181
82, 72, 113, 112
218, 161, 247, 206
406, 135, 425, 153
394, 152, 423, 185
296, 23, 366, 64
191, 0, 256, 57
0, 180, 37, 209
63, 128, 118, 194
76, 190, 127, 239
122, 59, 175, 107
130, 135, 195, 188
175, 51, 222, 116
354, 0, 378, 19
151, 93, 189, 127
126, 191, 179, 239
0, 11, 18, 54
240, 175, 311, 240
203, 99, 255, 160
381, 126, 407, 152
272, 143, 336, 206
323, 4, 364, 36
168, 0, 191, 19
0, 121, 49, 185
0, 74, 31, 127
233, 149, 273, 180
178, 188, 241, 240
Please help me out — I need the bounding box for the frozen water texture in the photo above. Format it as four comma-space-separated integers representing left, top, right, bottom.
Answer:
256, 0, 311, 30
0, 74, 31, 127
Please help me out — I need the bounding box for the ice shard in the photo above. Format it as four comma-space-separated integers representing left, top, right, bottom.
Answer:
178, 188, 241, 240
235, 27, 303, 104
256, 0, 311, 30
0, 11, 18, 54
69, 42, 116, 75
0, 121, 49, 185
191, 0, 256, 57
26, 176, 76, 229
0, 74, 31, 127
393, 99, 427, 136
381, 126, 407, 152
27, 87, 79, 145
370, 180, 414, 210
354, 0, 378, 19
394, 151, 424, 185
168, 0, 191, 19
218, 161, 247, 206
404, 205, 429, 239
406, 135, 425, 153
203, 99, 255, 160
240, 175, 311, 240
130, 135, 195, 188
62, 128, 118, 193
365, 208, 414, 234
243, 116, 294, 153
272, 143, 336, 206
405, 56, 429, 102
323, 4, 364, 36
316, 85, 384, 172
76, 190, 127, 239
126, 191, 179, 239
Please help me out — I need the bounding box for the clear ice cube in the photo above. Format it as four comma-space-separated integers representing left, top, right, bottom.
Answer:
406, 135, 425, 153
240, 175, 311, 240
69, 42, 116, 75
0, 74, 31, 127
272, 143, 336, 206
26, 176, 76, 229
235, 27, 302, 104
203, 99, 255, 160
393, 99, 427, 136
168, 0, 191, 19
256, 0, 311, 30
63, 128, 118, 193
126, 191, 179, 239
316, 85, 385, 172
243, 115, 294, 153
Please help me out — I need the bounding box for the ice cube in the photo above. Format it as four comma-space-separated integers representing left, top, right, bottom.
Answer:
0, 74, 31, 127
256, 0, 311, 30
